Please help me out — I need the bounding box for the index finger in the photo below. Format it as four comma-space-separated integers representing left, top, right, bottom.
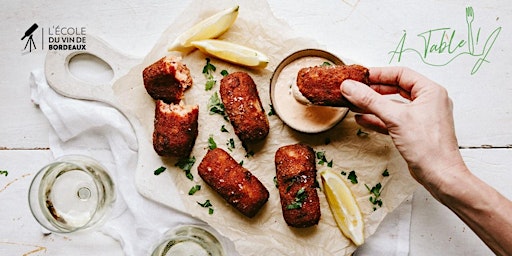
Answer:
369, 66, 428, 93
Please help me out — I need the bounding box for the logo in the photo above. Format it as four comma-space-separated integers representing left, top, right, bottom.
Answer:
21, 23, 87, 54
21, 23, 39, 53
388, 6, 501, 75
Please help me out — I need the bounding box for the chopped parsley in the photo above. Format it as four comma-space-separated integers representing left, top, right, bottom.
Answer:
207, 92, 228, 121
175, 156, 196, 181
382, 169, 390, 177
188, 185, 201, 195
153, 166, 166, 175
268, 104, 276, 116
220, 125, 229, 133
316, 151, 333, 167
340, 171, 347, 176
321, 61, 332, 66
245, 150, 255, 158
226, 138, 235, 151
357, 128, 369, 137
347, 170, 358, 184
365, 183, 383, 210
0, 170, 8, 176
220, 69, 229, 76
208, 136, 217, 150
203, 58, 217, 91
197, 199, 214, 214
286, 187, 307, 210
239, 160, 244, 166
273, 176, 278, 188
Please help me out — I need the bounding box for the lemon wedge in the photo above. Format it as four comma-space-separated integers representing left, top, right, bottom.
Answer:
191, 39, 269, 68
320, 169, 365, 246
168, 5, 239, 52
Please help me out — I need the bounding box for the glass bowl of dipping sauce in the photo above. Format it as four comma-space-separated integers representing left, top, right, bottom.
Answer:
28, 155, 115, 233
270, 49, 349, 133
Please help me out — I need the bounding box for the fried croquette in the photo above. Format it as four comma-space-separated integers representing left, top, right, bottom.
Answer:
198, 148, 269, 218
275, 144, 321, 228
220, 72, 269, 144
296, 64, 369, 107
143, 56, 193, 104
153, 100, 198, 158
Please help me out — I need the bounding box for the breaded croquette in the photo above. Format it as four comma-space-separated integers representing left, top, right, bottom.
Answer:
153, 100, 198, 158
143, 56, 193, 104
275, 144, 321, 228
198, 148, 269, 218
296, 64, 369, 107
220, 71, 269, 144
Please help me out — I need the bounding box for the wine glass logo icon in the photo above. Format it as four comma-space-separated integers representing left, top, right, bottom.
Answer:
21, 23, 39, 52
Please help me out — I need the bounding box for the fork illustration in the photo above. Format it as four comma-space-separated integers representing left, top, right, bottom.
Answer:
466, 6, 475, 54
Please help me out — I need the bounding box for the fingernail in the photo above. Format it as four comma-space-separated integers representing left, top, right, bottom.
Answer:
341, 80, 357, 94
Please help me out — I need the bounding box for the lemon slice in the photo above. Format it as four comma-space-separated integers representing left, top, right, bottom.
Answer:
168, 5, 239, 52
320, 169, 365, 246
191, 39, 269, 68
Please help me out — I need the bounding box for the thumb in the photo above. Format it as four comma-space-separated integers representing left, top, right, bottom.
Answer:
341, 80, 391, 117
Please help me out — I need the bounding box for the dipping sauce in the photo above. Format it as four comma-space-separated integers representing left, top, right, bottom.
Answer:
271, 54, 348, 133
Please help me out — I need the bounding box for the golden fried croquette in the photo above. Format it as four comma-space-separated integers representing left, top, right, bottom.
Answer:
143, 56, 193, 104
296, 64, 369, 107
198, 148, 269, 218
220, 72, 269, 144
275, 144, 321, 228
153, 100, 198, 158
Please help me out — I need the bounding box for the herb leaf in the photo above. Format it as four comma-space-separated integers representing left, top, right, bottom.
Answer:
226, 138, 235, 151
286, 187, 307, 210
316, 151, 333, 167
197, 199, 214, 214
208, 136, 217, 150
0, 170, 8, 176
382, 169, 390, 177
203, 58, 217, 91
207, 92, 228, 121
347, 170, 358, 184
175, 156, 196, 181
220, 70, 229, 76
268, 104, 276, 116
188, 185, 201, 195
365, 183, 383, 210
357, 128, 369, 137
154, 166, 166, 175
220, 125, 229, 133
321, 61, 332, 66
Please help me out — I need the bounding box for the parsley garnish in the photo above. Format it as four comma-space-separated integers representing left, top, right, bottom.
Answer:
0, 170, 8, 176
207, 92, 228, 120
208, 136, 217, 150
268, 104, 276, 116
175, 157, 196, 181
382, 169, 390, 177
227, 138, 235, 151
365, 183, 383, 210
197, 199, 214, 214
321, 61, 332, 66
341, 171, 347, 176
357, 128, 369, 137
239, 160, 244, 166
153, 166, 166, 175
316, 151, 333, 167
347, 170, 358, 184
286, 187, 307, 210
273, 176, 278, 188
220, 70, 229, 76
220, 125, 229, 133
188, 185, 201, 195
203, 58, 217, 91
245, 150, 255, 158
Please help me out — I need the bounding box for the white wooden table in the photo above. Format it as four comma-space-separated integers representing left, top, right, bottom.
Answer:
1, 1, 511, 255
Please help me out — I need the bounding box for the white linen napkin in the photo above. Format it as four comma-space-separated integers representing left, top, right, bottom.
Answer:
29, 68, 412, 255
29, 69, 238, 256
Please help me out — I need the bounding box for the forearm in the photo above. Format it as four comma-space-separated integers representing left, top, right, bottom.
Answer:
427, 164, 512, 256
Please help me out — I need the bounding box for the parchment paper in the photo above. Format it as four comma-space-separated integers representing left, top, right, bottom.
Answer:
111, 0, 418, 255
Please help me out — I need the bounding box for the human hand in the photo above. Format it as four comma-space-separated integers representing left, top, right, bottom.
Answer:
340, 67, 465, 186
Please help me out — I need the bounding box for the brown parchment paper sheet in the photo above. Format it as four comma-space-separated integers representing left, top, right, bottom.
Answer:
112, 0, 418, 255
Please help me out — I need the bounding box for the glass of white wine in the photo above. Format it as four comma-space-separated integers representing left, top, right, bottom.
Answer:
151, 225, 225, 256
28, 155, 115, 233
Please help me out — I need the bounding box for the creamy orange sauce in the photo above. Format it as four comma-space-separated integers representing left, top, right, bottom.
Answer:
272, 57, 348, 133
